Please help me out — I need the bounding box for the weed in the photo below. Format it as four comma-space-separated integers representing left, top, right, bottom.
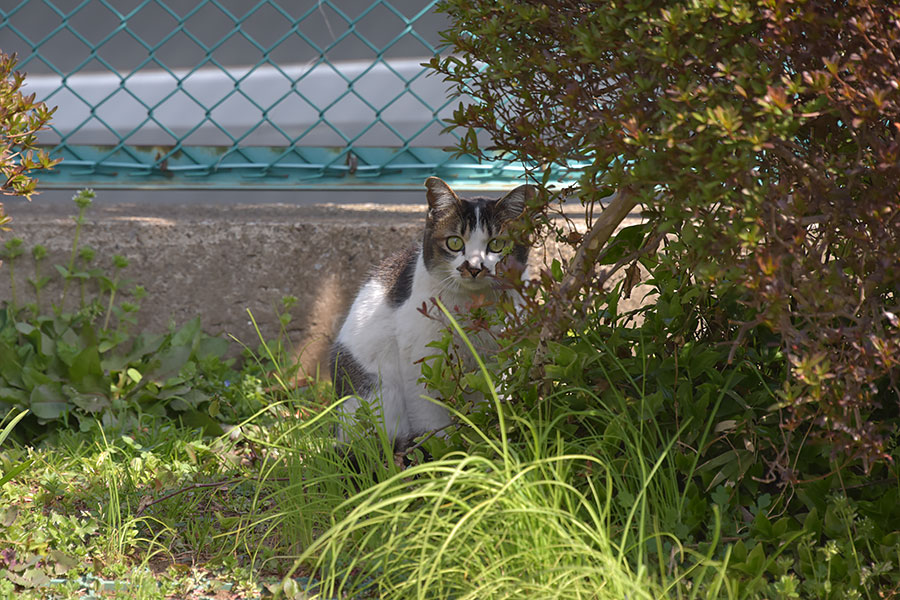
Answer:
0, 190, 263, 441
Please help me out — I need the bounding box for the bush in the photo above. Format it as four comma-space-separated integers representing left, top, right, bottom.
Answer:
420, 3, 900, 593
0, 51, 59, 253
408, 265, 900, 595
431, 0, 900, 469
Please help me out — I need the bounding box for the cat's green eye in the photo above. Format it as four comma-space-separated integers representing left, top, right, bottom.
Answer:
488, 238, 508, 253
446, 236, 464, 252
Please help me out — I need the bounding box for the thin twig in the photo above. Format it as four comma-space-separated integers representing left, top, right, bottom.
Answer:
727, 317, 764, 364
403, 423, 454, 457
136, 476, 289, 515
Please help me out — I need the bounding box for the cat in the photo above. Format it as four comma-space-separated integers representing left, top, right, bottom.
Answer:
330, 176, 534, 450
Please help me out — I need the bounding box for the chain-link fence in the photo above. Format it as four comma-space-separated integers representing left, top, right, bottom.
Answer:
2, 1, 547, 190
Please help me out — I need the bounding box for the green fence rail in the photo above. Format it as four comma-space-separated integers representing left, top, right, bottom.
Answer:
1, 0, 550, 190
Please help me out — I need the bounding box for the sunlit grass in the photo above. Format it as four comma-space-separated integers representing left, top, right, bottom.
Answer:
294, 450, 661, 598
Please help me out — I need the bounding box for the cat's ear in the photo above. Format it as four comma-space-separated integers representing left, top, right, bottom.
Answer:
496, 184, 535, 221
425, 177, 460, 214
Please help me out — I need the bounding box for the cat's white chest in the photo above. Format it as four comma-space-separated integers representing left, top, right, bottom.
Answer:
394, 257, 452, 363
334, 253, 461, 443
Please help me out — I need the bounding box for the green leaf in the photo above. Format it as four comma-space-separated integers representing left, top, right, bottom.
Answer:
14, 322, 35, 336
731, 540, 747, 562
178, 410, 223, 436
29, 384, 68, 420
38, 331, 56, 358
49, 550, 77, 575
66, 388, 109, 413
0, 386, 27, 405
56, 336, 81, 367
550, 259, 563, 282
691, 349, 721, 375
157, 384, 191, 400
105, 332, 165, 370
171, 317, 202, 351
170, 389, 210, 411
69, 346, 104, 392
146, 344, 192, 384
598, 223, 651, 265
21, 364, 52, 389
126, 368, 142, 383
0, 457, 31, 487
0, 408, 29, 447
744, 542, 766, 575
19, 566, 50, 588
98, 339, 117, 353
195, 334, 229, 360
803, 507, 821, 537
0, 341, 23, 385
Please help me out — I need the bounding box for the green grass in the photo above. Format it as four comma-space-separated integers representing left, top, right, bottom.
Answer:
1, 355, 703, 599
288, 445, 667, 598
0, 413, 270, 599
266, 413, 730, 599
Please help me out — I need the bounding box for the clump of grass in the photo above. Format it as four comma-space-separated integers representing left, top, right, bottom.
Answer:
255, 301, 730, 599
296, 450, 660, 599
266, 396, 735, 599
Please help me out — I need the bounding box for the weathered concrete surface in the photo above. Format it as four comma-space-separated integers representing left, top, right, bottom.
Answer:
0, 191, 643, 375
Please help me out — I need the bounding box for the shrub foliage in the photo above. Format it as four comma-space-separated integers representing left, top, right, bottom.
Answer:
431, 0, 900, 467
1, 51, 59, 266
0, 51, 58, 200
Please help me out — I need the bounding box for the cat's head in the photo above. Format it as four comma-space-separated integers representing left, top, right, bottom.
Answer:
422, 177, 534, 292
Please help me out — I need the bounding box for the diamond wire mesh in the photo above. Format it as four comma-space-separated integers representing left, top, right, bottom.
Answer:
1, 0, 532, 189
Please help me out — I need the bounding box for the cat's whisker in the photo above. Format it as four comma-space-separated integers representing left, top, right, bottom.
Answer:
437, 272, 462, 295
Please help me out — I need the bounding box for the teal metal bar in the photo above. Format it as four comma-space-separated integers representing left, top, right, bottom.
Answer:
36, 145, 564, 191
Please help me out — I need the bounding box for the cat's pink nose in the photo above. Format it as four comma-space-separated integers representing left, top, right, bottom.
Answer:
459, 261, 485, 278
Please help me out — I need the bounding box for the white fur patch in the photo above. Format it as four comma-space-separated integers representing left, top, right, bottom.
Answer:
335, 253, 453, 443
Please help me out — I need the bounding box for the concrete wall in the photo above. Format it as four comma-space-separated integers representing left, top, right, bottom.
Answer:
1, 188, 428, 373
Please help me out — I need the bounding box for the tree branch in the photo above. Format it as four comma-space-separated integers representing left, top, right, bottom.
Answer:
533, 188, 641, 366
558, 187, 640, 300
